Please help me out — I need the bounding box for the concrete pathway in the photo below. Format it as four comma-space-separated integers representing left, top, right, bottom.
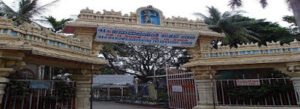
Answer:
93, 101, 166, 109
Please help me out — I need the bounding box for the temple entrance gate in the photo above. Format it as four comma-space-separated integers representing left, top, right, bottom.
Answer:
166, 68, 198, 109
63, 5, 223, 109
2, 4, 300, 109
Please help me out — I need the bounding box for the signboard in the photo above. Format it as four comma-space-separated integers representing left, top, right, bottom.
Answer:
95, 26, 198, 47
30, 81, 50, 89
236, 79, 260, 86
172, 85, 183, 92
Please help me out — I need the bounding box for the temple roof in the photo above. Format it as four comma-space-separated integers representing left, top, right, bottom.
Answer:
64, 6, 224, 38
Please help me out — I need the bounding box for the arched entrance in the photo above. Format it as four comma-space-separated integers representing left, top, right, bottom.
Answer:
63, 5, 223, 109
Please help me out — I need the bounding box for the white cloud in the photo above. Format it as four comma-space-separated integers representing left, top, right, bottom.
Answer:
3, 0, 293, 26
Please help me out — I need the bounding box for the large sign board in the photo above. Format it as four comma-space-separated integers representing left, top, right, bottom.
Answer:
95, 26, 198, 47
236, 79, 260, 86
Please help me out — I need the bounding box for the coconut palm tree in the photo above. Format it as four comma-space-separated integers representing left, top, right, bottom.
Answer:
283, 15, 299, 34
195, 6, 260, 47
45, 16, 72, 32
228, 0, 300, 30
0, 0, 59, 25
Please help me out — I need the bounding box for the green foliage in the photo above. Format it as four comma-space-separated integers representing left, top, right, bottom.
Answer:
53, 81, 75, 101
101, 43, 186, 82
100, 65, 116, 74
195, 6, 261, 47
217, 68, 289, 79
197, 7, 298, 47
228, 83, 293, 100
283, 15, 299, 34
246, 19, 296, 45
6, 81, 30, 96
228, 0, 269, 9
157, 90, 168, 103
0, 0, 59, 25
283, 16, 297, 26
45, 16, 72, 32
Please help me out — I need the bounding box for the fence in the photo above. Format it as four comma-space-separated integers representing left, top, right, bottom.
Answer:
215, 78, 298, 106
92, 81, 169, 108
2, 80, 76, 109
167, 69, 197, 109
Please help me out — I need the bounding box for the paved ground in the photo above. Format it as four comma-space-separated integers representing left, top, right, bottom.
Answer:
93, 101, 166, 109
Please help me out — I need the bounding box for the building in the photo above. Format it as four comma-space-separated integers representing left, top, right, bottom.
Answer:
2, 5, 299, 109
92, 75, 134, 101
184, 40, 300, 109
63, 5, 222, 109
0, 18, 106, 109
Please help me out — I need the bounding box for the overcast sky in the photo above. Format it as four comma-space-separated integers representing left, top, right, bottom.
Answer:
3, 0, 293, 26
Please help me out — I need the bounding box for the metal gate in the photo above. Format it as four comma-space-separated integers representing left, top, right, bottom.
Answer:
2, 80, 76, 109
166, 68, 197, 109
216, 78, 298, 106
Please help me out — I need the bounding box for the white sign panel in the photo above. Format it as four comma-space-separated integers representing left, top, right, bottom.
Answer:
95, 26, 198, 47
172, 85, 183, 92
236, 79, 260, 86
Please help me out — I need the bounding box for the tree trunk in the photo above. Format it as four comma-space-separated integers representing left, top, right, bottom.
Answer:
290, 0, 300, 28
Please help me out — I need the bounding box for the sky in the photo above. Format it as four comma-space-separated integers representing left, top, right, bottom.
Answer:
3, 0, 294, 26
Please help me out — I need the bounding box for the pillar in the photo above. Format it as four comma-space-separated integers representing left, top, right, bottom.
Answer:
286, 63, 300, 105
291, 77, 300, 105
76, 81, 91, 109
73, 69, 92, 109
0, 73, 9, 107
194, 80, 215, 109
192, 67, 216, 109
120, 87, 124, 101
0, 57, 25, 108
0, 68, 12, 104
107, 87, 110, 100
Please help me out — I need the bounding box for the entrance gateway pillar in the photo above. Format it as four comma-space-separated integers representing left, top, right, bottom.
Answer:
73, 69, 93, 109
287, 63, 300, 105
292, 77, 300, 105
191, 67, 217, 109
0, 51, 26, 109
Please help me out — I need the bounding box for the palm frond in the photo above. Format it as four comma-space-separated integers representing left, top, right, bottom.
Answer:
61, 18, 72, 23
242, 29, 261, 41
45, 16, 72, 32
260, 0, 268, 8
0, 1, 17, 17
207, 6, 221, 23
193, 12, 208, 19
31, 0, 59, 16
228, 0, 242, 9
194, 12, 212, 24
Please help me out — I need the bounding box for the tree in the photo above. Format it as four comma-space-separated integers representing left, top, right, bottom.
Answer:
0, 0, 59, 25
228, 0, 300, 30
195, 6, 260, 47
45, 16, 72, 32
283, 15, 299, 34
196, 6, 297, 47
246, 19, 296, 45
101, 43, 185, 82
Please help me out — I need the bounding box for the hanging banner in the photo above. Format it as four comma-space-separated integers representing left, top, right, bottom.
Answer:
95, 26, 198, 47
